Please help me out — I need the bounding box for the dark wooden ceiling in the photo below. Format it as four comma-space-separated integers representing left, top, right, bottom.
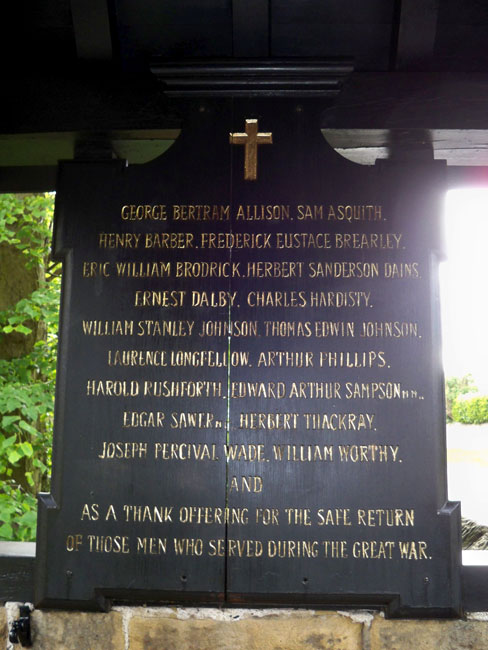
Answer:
3, 1, 488, 190
5, 0, 488, 73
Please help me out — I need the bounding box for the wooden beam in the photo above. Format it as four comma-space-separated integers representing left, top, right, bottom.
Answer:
0, 75, 181, 135
5, 71, 488, 137
0, 542, 35, 603
0, 130, 179, 192
70, 0, 114, 61
151, 60, 353, 97
395, 0, 439, 70
322, 72, 488, 130
322, 129, 488, 167
0, 130, 179, 166
232, 0, 269, 57
0, 167, 57, 194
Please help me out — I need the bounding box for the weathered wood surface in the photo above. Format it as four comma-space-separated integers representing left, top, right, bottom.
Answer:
32, 99, 461, 615
0, 542, 35, 603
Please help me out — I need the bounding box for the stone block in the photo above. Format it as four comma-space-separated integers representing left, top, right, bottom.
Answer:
28, 609, 124, 650
128, 609, 362, 650
370, 617, 488, 650
0, 608, 7, 646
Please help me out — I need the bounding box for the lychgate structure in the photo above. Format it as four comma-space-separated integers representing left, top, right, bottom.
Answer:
1, 1, 488, 621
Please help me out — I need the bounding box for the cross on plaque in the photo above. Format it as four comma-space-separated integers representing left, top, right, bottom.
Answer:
229, 119, 273, 181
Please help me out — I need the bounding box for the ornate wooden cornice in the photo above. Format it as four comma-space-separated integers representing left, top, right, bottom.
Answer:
150, 59, 354, 97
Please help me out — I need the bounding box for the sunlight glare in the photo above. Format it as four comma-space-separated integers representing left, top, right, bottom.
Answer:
441, 189, 488, 391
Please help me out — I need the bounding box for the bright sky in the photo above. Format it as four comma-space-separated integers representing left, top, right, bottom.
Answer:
440, 189, 488, 393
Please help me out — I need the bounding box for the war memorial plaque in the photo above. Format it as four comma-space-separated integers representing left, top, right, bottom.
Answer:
36, 98, 461, 616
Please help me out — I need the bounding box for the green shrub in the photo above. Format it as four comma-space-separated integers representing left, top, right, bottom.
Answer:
445, 374, 477, 422
0, 193, 60, 541
452, 393, 488, 424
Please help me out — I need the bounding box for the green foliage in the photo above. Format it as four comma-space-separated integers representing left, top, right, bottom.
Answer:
452, 393, 488, 425
445, 374, 477, 422
0, 193, 60, 541
0, 481, 38, 541
0, 193, 55, 269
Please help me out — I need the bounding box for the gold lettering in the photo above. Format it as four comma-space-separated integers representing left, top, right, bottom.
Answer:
246, 261, 303, 278
229, 476, 263, 493
144, 232, 194, 248
338, 445, 400, 462
98, 441, 148, 459
66, 534, 83, 552
173, 537, 204, 555
303, 412, 375, 431
87, 535, 130, 553
239, 412, 299, 430
80, 503, 99, 521
255, 508, 280, 525
82, 261, 110, 277
398, 541, 430, 559
121, 205, 167, 220
134, 290, 185, 307
321, 540, 348, 558
360, 321, 419, 338
285, 508, 312, 526
98, 232, 141, 248
235, 205, 289, 220
384, 262, 420, 278
308, 261, 379, 279
344, 382, 418, 399
317, 508, 351, 526
172, 205, 230, 221
352, 540, 395, 559
136, 537, 167, 554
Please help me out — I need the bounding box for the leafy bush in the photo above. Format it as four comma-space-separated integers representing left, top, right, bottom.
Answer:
0, 193, 60, 541
445, 374, 477, 422
452, 393, 488, 425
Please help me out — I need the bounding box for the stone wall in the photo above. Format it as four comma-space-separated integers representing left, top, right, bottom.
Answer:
2, 605, 488, 650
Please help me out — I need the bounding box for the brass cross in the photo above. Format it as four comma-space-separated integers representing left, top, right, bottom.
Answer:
229, 119, 273, 181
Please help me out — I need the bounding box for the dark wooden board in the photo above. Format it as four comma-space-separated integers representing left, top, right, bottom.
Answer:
36, 103, 234, 608
223, 100, 460, 616
36, 98, 461, 615
462, 565, 488, 612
